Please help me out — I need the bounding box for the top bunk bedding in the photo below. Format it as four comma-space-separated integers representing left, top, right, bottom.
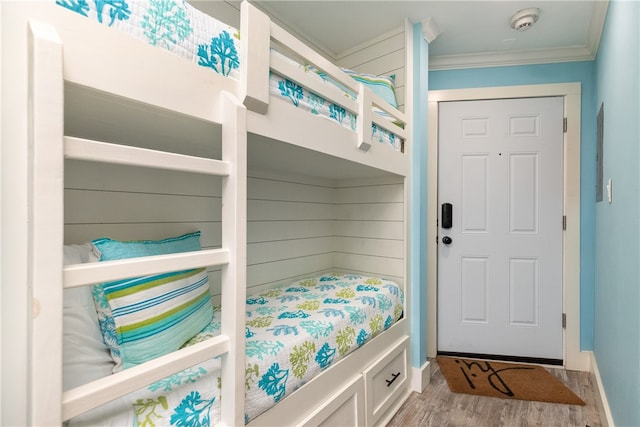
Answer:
55, 0, 405, 153
56, 0, 241, 79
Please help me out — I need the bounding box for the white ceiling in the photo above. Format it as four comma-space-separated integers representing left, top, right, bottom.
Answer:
251, 0, 608, 69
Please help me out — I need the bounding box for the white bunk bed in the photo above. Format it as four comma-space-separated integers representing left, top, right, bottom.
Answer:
7, 1, 412, 425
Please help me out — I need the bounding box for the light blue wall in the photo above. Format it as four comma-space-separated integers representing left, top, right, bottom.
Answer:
430, 62, 597, 351
593, 1, 640, 425
410, 22, 429, 369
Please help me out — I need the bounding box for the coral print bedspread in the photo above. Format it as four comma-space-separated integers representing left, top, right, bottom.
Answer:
70, 274, 404, 426
240, 273, 404, 422
56, 0, 241, 79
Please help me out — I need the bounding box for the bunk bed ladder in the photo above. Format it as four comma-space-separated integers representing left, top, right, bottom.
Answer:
28, 20, 247, 426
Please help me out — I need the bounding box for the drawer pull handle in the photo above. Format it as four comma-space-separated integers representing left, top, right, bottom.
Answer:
385, 372, 401, 387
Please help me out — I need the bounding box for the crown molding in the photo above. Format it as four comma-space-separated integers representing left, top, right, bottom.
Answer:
421, 17, 440, 43
586, 0, 609, 59
251, 0, 609, 71
429, 46, 596, 71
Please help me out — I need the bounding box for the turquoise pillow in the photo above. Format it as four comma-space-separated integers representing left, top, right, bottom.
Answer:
92, 232, 213, 370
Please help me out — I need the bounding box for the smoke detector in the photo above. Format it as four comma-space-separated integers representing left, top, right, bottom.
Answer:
510, 7, 540, 32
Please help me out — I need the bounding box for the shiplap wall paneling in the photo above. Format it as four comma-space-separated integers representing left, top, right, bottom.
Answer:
64, 84, 223, 161
333, 177, 405, 285
64, 160, 224, 295
333, 24, 407, 285
65, 162, 405, 296
336, 29, 406, 111
246, 174, 336, 292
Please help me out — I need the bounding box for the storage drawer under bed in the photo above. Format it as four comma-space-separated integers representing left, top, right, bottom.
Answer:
363, 336, 409, 426
297, 375, 365, 427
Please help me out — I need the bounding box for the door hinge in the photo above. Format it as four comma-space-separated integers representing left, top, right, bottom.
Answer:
562, 313, 567, 329
563, 215, 567, 230
563, 117, 568, 133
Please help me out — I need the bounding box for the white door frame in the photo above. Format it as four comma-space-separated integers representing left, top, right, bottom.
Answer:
427, 83, 589, 371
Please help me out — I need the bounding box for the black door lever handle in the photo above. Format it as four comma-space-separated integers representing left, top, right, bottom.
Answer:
442, 236, 453, 245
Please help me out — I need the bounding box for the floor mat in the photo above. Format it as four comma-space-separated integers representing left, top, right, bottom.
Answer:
436, 356, 585, 405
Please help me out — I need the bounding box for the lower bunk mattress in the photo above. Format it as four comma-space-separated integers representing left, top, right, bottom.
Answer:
69, 273, 404, 426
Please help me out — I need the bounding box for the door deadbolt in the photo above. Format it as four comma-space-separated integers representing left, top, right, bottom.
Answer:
441, 203, 453, 229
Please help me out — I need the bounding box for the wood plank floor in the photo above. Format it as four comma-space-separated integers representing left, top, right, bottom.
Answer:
388, 359, 602, 427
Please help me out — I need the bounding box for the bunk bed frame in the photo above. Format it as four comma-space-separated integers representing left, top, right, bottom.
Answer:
4, 1, 412, 425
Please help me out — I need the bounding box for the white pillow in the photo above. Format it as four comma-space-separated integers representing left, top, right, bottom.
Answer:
63, 244, 115, 391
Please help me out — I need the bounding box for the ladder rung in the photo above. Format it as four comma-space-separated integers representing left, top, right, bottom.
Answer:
64, 248, 229, 288
64, 136, 230, 176
62, 334, 230, 421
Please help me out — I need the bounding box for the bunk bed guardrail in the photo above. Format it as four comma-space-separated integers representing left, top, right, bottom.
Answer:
240, 1, 409, 154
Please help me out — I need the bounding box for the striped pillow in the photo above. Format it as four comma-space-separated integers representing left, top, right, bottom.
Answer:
92, 232, 213, 370
314, 67, 398, 109
341, 69, 398, 109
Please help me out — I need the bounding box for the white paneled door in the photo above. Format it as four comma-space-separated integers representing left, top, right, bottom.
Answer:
437, 97, 564, 361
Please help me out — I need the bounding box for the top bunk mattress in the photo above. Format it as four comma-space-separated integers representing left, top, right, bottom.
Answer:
55, 0, 403, 152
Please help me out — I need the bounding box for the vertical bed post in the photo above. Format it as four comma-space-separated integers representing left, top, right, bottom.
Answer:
27, 20, 64, 426
357, 83, 373, 151
220, 92, 247, 426
240, 1, 270, 114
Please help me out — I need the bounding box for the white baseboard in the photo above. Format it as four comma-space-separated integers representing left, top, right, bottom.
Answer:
589, 351, 615, 427
411, 360, 431, 393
